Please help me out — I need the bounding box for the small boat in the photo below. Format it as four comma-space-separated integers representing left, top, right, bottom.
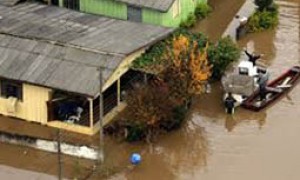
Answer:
241, 66, 300, 111
222, 59, 268, 106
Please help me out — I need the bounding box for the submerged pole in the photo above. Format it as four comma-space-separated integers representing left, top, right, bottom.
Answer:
98, 67, 104, 163
57, 129, 62, 180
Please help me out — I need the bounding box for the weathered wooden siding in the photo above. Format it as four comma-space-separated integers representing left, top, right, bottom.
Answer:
0, 83, 51, 124
80, 0, 127, 20
143, 0, 207, 27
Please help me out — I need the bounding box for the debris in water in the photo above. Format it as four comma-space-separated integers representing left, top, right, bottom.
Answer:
130, 153, 141, 165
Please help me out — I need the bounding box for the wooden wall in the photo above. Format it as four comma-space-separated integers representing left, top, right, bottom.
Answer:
0, 83, 51, 124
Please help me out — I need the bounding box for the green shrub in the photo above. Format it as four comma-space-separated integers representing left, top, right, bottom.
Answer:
133, 29, 208, 69
132, 40, 167, 68
247, 4, 278, 32
208, 36, 240, 80
125, 122, 146, 142
195, 2, 212, 19
124, 105, 188, 142
133, 31, 240, 80
160, 105, 188, 131
255, 0, 273, 11
180, 13, 197, 28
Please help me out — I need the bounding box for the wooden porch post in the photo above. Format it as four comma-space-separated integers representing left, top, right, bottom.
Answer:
88, 98, 94, 128
98, 67, 104, 162
117, 79, 121, 105
143, 73, 148, 84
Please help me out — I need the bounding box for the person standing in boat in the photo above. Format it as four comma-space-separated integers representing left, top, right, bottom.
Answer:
224, 92, 237, 114
244, 49, 261, 66
257, 71, 269, 101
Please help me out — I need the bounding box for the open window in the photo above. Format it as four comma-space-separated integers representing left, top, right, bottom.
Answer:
0, 80, 23, 100
239, 67, 249, 75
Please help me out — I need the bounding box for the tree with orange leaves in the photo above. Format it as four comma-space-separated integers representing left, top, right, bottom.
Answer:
161, 34, 212, 105
113, 34, 212, 142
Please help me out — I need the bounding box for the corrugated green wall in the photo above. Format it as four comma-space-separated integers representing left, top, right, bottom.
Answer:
59, 0, 63, 7
59, 0, 207, 27
143, 0, 207, 27
80, 0, 127, 20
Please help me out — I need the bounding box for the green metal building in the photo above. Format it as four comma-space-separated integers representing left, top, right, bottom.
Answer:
57, 0, 207, 27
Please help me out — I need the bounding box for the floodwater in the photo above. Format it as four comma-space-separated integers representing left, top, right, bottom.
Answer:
106, 0, 300, 179
0, 141, 95, 179
191, 0, 245, 41
1, 0, 300, 179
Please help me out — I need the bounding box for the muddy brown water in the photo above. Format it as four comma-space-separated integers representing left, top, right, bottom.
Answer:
1, 0, 300, 179
191, 0, 246, 41
107, 0, 300, 179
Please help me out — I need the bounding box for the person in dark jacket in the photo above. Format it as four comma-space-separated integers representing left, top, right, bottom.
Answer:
244, 50, 261, 66
259, 85, 267, 101
257, 72, 269, 101
224, 92, 237, 114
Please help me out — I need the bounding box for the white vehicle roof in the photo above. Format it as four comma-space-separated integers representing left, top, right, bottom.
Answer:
238, 60, 253, 69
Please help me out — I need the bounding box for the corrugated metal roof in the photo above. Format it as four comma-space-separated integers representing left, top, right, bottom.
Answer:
0, 0, 20, 6
116, 0, 175, 12
0, 3, 174, 97
0, 34, 120, 96
0, 3, 174, 55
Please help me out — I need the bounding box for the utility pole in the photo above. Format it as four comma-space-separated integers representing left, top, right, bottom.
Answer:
98, 67, 104, 163
57, 129, 62, 180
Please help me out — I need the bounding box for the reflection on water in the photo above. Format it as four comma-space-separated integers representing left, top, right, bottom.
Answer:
224, 109, 267, 132
106, 117, 209, 180
110, 0, 300, 179
194, 83, 267, 132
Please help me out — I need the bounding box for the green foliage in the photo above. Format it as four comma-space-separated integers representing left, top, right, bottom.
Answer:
180, 2, 212, 28
180, 13, 197, 28
133, 31, 240, 80
124, 105, 188, 142
247, 4, 279, 32
133, 29, 208, 70
255, 0, 273, 11
195, 2, 212, 20
208, 36, 240, 80
132, 40, 168, 68
125, 122, 146, 142
160, 105, 188, 131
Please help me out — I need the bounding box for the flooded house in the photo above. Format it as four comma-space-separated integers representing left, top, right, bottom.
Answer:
50, 0, 207, 27
0, 2, 173, 135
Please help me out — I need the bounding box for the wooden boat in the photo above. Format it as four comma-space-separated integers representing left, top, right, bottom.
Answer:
241, 66, 300, 111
